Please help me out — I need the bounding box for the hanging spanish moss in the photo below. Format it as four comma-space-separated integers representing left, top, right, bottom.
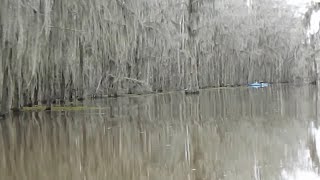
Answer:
0, 0, 316, 114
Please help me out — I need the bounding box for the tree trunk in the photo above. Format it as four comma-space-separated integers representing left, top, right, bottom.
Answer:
60, 42, 67, 104
12, 76, 20, 112
311, 35, 318, 84
11, 45, 21, 112
68, 72, 74, 101
1, 42, 11, 116
78, 38, 85, 101
185, 0, 201, 94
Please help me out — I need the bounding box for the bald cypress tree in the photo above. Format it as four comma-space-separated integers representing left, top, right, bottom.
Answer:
185, 0, 201, 94
0, 0, 313, 112
304, 2, 320, 84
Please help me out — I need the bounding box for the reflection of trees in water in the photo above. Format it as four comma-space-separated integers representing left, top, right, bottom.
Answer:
0, 86, 317, 179
307, 128, 320, 174
306, 85, 320, 175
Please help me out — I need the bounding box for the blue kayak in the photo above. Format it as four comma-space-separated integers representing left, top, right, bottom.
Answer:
248, 82, 269, 88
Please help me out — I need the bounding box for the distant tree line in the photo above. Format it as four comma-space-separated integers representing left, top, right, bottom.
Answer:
0, 0, 317, 114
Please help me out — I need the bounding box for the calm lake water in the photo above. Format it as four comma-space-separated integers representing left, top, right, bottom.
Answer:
1, 84, 320, 180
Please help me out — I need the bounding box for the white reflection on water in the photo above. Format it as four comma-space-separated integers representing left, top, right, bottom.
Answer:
282, 122, 320, 180
282, 169, 320, 180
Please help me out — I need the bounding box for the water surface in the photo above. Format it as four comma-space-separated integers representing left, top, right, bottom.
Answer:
1, 85, 320, 180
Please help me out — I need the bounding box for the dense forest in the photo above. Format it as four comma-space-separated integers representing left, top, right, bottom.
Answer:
0, 0, 319, 114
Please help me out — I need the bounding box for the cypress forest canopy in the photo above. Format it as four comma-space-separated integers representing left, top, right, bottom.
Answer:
0, 0, 319, 113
